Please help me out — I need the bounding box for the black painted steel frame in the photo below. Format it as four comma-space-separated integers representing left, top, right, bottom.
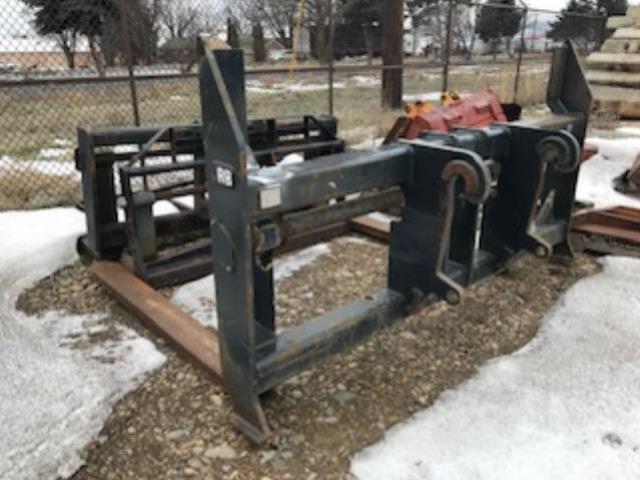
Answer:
75, 114, 345, 287
200, 41, 591, 442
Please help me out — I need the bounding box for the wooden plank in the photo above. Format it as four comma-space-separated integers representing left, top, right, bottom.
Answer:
591, 84, 640, 99
593, 98, 640, 118
587, 69, 640, 87
91, 261, 223, 382
587, 52, 640, 71
600, 38, 640, 54
591, 84, 640, 118
607, 16, 636, 30
350, 214, 392, 242
613, 27, 640, 39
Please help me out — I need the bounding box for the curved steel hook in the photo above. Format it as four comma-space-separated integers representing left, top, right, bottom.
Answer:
441, 158, 491, 204
535, 133, 580, 174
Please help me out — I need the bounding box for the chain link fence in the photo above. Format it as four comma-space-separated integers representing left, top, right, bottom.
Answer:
0, 0, 606, 210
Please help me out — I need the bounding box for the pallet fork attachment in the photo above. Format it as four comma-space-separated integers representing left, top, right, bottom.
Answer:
197, 41, 590, 442
81, 41, 591, 443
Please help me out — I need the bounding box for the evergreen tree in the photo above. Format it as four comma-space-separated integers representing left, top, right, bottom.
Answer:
548, 0, 601, 51
337, 0, 383, 61
476, 0, 523, 59
597, 0, 628, 16
22, 0, 117, 71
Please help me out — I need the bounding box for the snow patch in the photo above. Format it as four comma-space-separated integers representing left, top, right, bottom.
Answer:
248, 81, 337, 94
0, 155, 77, 178
351, 256, 640, 480
0, 208, 166, 480
615, 126, 640, 137
589, 137, 640, 165
350, 136, 384, 151
171, 244, 331, 329
336, 235, 379, 247
274, 244, 331, 280
350, 75, 380, 87
577, 137, 640, 209
245, 74, 380, 96
280, 153, 305, 165
53, 138, 71, 147
366, 211, 396, 223
38, 147, 69, 160
403, 91, 444, 103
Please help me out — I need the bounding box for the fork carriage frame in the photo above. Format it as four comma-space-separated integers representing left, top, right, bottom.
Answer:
80, 40, 591, 443
200, 41, 591, 441
75, 115, 345, 287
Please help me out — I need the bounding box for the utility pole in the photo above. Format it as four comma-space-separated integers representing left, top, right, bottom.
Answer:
513, 7, 528, 103
118, 0, 140, 126
382, 0, 404, 109
441, 0, 455, 93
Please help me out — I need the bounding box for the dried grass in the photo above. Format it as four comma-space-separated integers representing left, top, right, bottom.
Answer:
0, 169, 79, 210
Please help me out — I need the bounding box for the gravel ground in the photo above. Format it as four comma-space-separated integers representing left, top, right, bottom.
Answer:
17, 238, 600, 480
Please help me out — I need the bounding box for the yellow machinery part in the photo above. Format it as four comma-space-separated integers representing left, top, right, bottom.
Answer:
404, 90, 462, 118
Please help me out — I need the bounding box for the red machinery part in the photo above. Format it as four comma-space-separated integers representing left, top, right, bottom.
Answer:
403, 90, 508, 138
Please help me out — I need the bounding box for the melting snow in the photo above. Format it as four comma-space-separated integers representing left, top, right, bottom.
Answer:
246, 75, 379, 95
402, 91, 444, 103
352, 136, 640, 479
352, 256, 640, 480
350, 75, 380, 87
171, 244, 331, 329
0, 155, 77, 178
38, 147, 69, 160
280, 153, 305, 165
0, 208, 166, 480
577, 138, 640, 209
350, 136, 384, 151
615, 126, 640, 137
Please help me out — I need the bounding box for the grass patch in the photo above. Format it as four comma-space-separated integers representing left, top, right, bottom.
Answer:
0, 62, 548, 209
0, 169, 80, 210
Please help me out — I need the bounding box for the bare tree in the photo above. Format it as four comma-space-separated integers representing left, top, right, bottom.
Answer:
408, 1, 476, 60
159, 0, 200, 39
406, 0, 438, 56
249, 0, 299, 47
304, 0, 333, 61
453, 3, 476, 59
56, 31, 78, 69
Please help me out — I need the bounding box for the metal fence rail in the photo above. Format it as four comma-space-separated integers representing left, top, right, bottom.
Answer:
0, 0, 606, 211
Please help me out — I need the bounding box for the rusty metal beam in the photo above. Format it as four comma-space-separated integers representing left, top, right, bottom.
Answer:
350, 214, 392, 242
572, 206, 640, 245
91, 261, 223, 383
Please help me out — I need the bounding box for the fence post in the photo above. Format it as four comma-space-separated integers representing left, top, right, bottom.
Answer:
328, 0, 335, 116
118, 0, 141, 126
441, 0, 455, 93
513, 7, 528, 103
381, 0, 404, 109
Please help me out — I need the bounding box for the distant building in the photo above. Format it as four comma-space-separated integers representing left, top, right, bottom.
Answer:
0, 37, 91, 70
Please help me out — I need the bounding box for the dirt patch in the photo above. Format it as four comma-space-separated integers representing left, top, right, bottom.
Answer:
18, 238, 600, 479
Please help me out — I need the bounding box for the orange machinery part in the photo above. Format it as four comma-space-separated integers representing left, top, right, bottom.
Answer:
403, 90, 508, 138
